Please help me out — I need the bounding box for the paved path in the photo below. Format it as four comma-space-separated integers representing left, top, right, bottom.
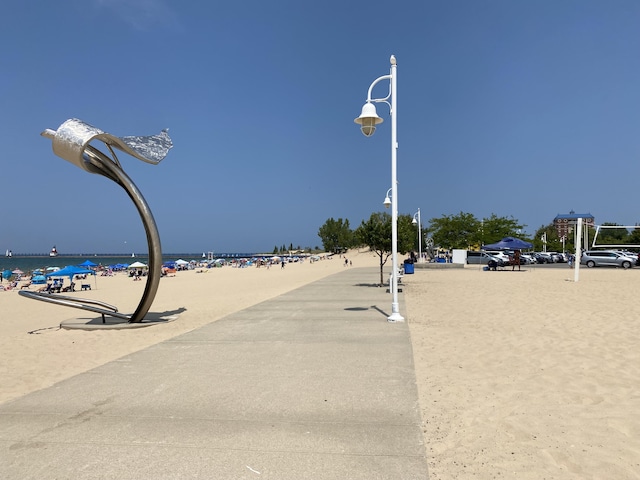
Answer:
0, 267, 428, 479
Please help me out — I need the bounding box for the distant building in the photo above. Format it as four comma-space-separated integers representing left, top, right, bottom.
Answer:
553, 211, 595, 238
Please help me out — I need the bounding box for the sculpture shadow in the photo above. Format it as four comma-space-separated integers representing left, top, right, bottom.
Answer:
61, 307, 187, 330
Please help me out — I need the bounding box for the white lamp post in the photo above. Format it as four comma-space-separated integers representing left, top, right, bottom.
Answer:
412, 208, 422, 263
355, 55, 404, 322
383, 187, 392, 209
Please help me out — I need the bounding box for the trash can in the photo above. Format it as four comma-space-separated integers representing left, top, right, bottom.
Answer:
403, 259, 414, 274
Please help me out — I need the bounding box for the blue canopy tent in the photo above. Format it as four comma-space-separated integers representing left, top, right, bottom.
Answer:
45, 265, 97, 289
78, 260, 98, 268
482, 236, 533, 251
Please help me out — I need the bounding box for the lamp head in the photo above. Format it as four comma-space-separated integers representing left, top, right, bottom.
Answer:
383, 195, 392, 209
354, 102, 383, 137
412, 218, 417, 225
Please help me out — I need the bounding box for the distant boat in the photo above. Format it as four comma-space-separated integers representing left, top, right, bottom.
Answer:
5, 249, 11, 257
132, 253, 135, 258
49, 246, 58, 257
202, 252, 206, 258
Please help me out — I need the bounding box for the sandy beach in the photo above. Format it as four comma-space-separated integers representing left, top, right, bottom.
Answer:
405, 264, 640, 479
0, 251, 379, 405
2, 256, 640, 478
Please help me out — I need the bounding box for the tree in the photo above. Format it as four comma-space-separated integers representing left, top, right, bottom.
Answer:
595, 223, 630, 246
627, 225, 640, 245
481, 214, 527, 245
427, 212, 528, 250
427, 212, 481, 250
355, 212, 414, 285
317, 218, 353, 253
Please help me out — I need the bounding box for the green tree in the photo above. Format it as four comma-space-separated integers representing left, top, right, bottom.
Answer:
317, 217, 353, 253
355, 212, 414, 285
595, 223, 629, 246
481, 214, 527, 245
427, 212, 527, 251
627, 225, 640, 246
427, 212, 481, 250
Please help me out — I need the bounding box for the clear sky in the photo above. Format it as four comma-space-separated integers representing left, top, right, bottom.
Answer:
1, 0, 639, 254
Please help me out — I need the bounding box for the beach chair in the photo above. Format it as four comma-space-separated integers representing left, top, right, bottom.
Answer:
37, 284, 53, 293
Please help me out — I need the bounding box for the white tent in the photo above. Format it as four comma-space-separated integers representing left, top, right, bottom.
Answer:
174, 259, 189, 266
128, 261, 148, 269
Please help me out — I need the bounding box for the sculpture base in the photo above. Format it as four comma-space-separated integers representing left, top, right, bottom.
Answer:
60, 312, 180, 331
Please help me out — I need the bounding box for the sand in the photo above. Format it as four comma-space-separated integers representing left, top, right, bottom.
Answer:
3, 256, 640, 479
404, 264, 640, 480
0, 251, 378, 405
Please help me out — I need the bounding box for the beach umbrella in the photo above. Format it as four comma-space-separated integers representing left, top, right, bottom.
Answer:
12, 269, 24, 275
32, 275, 47, 285
2, 269, 12, 280
46, 266, 60, 272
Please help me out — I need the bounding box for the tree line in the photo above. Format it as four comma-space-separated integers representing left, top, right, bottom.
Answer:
318, 212, 640, 282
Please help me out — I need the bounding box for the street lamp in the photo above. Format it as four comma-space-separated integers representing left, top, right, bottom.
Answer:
412, 208, 422, 263
355, 55, 404, 322
383, 187, 392, 209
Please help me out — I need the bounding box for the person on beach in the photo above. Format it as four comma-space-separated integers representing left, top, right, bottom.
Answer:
281, 260, 285, 269
512, 249, 521, 271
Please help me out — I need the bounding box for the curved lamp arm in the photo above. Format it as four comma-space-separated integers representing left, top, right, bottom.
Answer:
21, 119, 172, 323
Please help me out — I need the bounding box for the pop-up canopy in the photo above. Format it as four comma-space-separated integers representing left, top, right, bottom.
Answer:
482, 236, 533, 250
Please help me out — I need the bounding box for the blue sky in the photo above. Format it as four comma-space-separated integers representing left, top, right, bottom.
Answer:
1, 0, 639, 254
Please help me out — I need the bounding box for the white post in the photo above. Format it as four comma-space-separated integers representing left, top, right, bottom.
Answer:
574, 217, 582, 282
388, 56, 403, 322
417, 208, 422, 263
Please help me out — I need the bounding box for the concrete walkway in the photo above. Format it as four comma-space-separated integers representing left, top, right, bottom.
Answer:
0, 267, 428, 479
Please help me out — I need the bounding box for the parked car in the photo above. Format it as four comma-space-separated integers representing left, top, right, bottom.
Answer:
519, 253, 536, 265
551, 252, 566, 263
466, 251, 507, 266
484, 250, 511, 264
615, 251, 638, 262
534, 252, 554, 264
580, 250, 635, 269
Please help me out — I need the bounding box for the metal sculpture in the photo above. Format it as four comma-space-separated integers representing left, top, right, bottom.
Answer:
20, 118, 172, 323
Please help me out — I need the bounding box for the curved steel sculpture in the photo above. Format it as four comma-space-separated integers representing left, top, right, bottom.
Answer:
20, 118, 172, 323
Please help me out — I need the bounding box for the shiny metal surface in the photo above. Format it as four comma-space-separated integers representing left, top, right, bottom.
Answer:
21, 119, 172, 323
